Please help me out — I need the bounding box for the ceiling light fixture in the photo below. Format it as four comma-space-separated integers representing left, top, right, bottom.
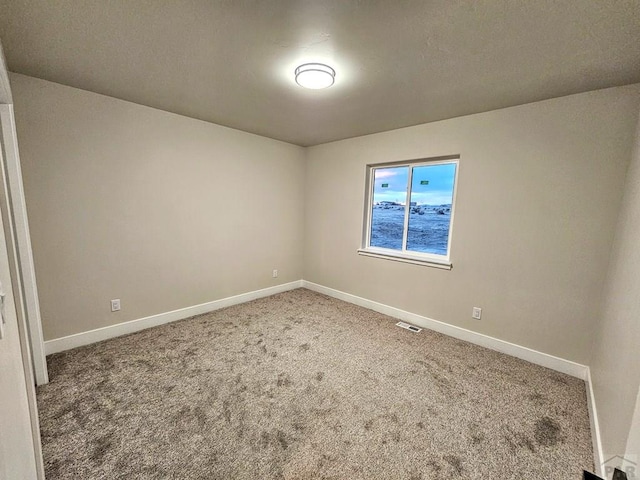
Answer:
295, 63, 335, 89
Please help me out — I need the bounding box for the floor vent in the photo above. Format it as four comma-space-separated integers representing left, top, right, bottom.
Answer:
396, 321, 422, 333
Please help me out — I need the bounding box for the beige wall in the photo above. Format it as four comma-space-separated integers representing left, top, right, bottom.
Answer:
11, 73, 306, 340
8, 70, 640, 472
9, 72, 640, 371
304, 85, 640, 365
591, 108, 640, 458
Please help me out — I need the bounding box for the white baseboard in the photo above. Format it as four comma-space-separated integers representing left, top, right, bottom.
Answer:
44, 280, 303, 355
304, 280, 605, 473
585, 367, 605, 476
44, 278, 603, 474
46, 279, 590, 378
302, 280, 589, 380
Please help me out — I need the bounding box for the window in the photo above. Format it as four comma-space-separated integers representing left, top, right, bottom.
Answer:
359, 156, 459, 269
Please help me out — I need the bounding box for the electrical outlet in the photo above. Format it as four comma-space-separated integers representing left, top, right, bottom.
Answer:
272, 269, 278, 278
472, 307, 482, 320
111, 299, 121, 312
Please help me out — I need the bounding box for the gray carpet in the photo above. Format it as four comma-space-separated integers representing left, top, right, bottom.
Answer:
37, 288, 594, 479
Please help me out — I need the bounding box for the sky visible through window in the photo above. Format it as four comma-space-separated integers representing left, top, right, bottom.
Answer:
369, 163, 456, 255
372, 164, 456, 205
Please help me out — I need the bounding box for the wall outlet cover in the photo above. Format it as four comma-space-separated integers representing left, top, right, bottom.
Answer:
111, 299, 121, 312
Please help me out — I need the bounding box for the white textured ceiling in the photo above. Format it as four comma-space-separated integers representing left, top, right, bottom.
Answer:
0, 1, 639, 146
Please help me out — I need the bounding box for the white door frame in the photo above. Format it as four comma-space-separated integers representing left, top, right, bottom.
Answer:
0, 109, 46, 480
0, 40, 45, 478
0, 105, 48, 385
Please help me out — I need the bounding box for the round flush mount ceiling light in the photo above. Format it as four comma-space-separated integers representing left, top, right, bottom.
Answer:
295, 63, 335, 89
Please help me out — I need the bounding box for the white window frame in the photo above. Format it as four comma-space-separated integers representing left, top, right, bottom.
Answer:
358, 155, 460, 270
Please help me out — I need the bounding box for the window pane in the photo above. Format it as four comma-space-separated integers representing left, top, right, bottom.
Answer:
406, 163, 456, 255
369, 166, 408, 250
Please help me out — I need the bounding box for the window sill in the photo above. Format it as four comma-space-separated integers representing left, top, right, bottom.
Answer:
357, 248, 452, 270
